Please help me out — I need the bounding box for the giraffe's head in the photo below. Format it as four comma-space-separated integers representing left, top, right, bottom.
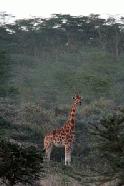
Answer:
72, 95, 82, 105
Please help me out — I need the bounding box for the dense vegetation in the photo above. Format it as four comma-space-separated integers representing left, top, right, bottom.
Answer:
0, 139, 44, 186
0, 12, 124, 185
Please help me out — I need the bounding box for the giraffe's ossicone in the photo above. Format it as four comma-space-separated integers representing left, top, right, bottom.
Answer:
44, 95, 82, 165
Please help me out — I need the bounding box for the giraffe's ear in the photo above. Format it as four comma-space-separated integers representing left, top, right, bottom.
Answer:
72, 96, 75, 99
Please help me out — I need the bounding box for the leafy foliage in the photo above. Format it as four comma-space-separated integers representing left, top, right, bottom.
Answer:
0, 139, 44, 186
0, 50, 18, 97
89, 109, 124, 184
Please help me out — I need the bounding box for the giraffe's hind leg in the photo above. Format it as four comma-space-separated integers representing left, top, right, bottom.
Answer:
65, 144, 72, 166
45, 143, 53, 161
44, 135, 53, 161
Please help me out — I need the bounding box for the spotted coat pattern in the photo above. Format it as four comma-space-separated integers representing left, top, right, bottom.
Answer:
44, 95, 82, 165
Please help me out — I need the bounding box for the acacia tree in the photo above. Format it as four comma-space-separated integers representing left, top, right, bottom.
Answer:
90, 109, 124, 185
1, 13, 124, 56
105, 17, 121, 59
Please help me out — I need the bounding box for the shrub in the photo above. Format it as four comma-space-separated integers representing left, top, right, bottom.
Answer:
89, 109, 124, 184
0, 139, 44, 186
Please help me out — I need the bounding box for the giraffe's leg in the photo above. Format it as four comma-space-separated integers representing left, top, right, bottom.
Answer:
45, 143, 53, 161
65, 144, 72, 166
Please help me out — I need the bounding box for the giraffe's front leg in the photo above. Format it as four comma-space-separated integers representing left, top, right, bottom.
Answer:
65, 144, 72, 166
45, 143, 53, 161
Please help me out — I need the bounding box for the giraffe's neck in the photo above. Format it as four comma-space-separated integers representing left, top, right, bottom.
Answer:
68, 103, 77, 121
64, 102, 78, 129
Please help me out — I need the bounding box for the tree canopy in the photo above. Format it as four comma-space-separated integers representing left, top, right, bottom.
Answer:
1, 13, 124, 57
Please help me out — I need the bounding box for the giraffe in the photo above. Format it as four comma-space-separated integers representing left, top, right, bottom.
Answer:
43, 95, 82, 165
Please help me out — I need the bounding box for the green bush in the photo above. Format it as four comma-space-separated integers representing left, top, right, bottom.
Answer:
0, 139, 44, 186
89, 109, 124, 184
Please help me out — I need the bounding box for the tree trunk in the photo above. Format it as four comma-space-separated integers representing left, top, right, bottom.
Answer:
115, 29, 119, 59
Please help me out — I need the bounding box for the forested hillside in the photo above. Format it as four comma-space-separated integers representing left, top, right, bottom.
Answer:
0, 12, 124, 186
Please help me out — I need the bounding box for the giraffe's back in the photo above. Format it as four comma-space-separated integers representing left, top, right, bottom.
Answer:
44, 126, 75, 150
